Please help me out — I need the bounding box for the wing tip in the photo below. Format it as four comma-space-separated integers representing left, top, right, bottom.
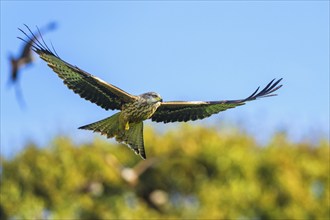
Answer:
18, 24, 58, 58
245, 78, 283, 101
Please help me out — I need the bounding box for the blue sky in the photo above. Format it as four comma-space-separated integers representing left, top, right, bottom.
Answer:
1, 1, 329, 157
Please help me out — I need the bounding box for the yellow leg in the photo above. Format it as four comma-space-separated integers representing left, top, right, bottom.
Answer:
125, 122, 130, 130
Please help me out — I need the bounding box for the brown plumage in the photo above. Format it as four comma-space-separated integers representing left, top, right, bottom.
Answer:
19, 25, 283, 159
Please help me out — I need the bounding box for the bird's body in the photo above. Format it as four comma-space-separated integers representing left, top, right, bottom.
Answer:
9, 55, 33, 81
79, 92, 162, 158
121, 93, 162, 128
19, 25, 283, 159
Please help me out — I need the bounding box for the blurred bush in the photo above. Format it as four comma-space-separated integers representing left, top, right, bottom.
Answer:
1, 125, 329, 219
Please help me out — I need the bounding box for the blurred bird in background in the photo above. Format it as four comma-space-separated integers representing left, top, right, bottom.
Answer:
8, 21, 58, 107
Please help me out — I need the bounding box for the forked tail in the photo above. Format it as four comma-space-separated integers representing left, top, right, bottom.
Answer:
79, 112, 121, 138
117, 122, 145, 159
78, 113, 146, 159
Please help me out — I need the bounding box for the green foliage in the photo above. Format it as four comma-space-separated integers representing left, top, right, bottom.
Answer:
1, 125, 329, 219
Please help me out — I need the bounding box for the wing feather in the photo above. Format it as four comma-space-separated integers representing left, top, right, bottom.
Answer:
152, 78, 283, 123
19, 25, 137, 111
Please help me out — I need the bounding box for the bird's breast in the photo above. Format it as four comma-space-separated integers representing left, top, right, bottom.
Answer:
121, 100, 161, 123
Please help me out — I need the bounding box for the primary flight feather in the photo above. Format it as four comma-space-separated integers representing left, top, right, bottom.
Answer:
19, 25, 283, 159
10, 22, 57, 83
8, 22, 57, 108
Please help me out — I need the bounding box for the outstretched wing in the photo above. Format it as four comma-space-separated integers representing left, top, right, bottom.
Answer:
18, 25, 138, 111
152, 78, 283, 123
20, 22, 57, 59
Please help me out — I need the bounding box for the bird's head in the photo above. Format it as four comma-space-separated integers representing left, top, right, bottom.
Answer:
140, 92, 163, 104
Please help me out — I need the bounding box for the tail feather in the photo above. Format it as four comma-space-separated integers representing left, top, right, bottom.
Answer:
117, 122, 146, 159
79, 113, 146, 159
78, 112, 120, 138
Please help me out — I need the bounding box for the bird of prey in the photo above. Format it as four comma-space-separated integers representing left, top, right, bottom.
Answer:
8, 22, 57, 107
9, 22, 57, 83
19, 25, 283, 160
